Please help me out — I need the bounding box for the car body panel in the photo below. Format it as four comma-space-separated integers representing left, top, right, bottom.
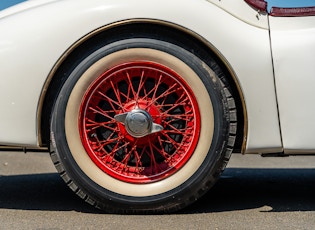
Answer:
207, 0, 269, 29
0, 0, 286, 153
270, 15, 315, 153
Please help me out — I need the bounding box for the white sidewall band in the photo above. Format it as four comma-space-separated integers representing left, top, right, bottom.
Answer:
65, 48, 214, 197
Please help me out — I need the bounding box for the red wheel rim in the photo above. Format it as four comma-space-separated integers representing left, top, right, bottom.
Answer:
79, 61, 200, 184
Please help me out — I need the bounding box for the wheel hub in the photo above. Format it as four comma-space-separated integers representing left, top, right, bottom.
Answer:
114, 109, 163, 138
126, 110, 151, 137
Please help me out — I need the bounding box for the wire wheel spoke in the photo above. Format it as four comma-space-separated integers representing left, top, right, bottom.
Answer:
79, 61, 200, 183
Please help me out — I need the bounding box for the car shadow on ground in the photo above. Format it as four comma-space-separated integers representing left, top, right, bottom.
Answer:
182, 168, 315, 214
0, 168, 314, 214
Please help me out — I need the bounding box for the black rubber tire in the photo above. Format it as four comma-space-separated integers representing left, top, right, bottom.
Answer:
50, 38, 236, 214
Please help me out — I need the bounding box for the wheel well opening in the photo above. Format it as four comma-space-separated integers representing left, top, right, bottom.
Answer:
40, 22, 245, 152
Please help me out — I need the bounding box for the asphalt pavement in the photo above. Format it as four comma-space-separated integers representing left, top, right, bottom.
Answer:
0, 151, 314, 230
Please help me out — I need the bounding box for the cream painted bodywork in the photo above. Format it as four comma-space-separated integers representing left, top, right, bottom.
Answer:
270, 16, 315, 153
0, 0, 283, 153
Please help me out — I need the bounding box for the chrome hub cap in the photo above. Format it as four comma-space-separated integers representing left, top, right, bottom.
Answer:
114, 109, 163, 138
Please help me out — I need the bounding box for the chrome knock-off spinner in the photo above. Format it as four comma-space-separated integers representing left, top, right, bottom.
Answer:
114, 109, 163, 138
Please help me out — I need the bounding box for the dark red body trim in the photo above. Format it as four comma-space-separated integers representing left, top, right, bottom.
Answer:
244, 0, 267, 12
270, 6, 315, 17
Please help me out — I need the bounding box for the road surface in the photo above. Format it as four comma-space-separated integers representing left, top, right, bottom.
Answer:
0, 151, 314, 229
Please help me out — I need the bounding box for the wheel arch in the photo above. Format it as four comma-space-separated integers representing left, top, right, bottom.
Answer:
38, 19, 247, 153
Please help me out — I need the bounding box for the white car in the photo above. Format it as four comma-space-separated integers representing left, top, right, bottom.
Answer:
0, 0, 314, 213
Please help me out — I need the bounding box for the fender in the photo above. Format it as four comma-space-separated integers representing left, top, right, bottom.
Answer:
0, 0, 282, 153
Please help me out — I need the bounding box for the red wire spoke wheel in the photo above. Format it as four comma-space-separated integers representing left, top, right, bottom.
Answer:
79, 62, 200, 183
50, 37, 236, 213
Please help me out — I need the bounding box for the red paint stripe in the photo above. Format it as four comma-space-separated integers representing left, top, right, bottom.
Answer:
244, 0, 267, 12
270, 6, 315, 17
